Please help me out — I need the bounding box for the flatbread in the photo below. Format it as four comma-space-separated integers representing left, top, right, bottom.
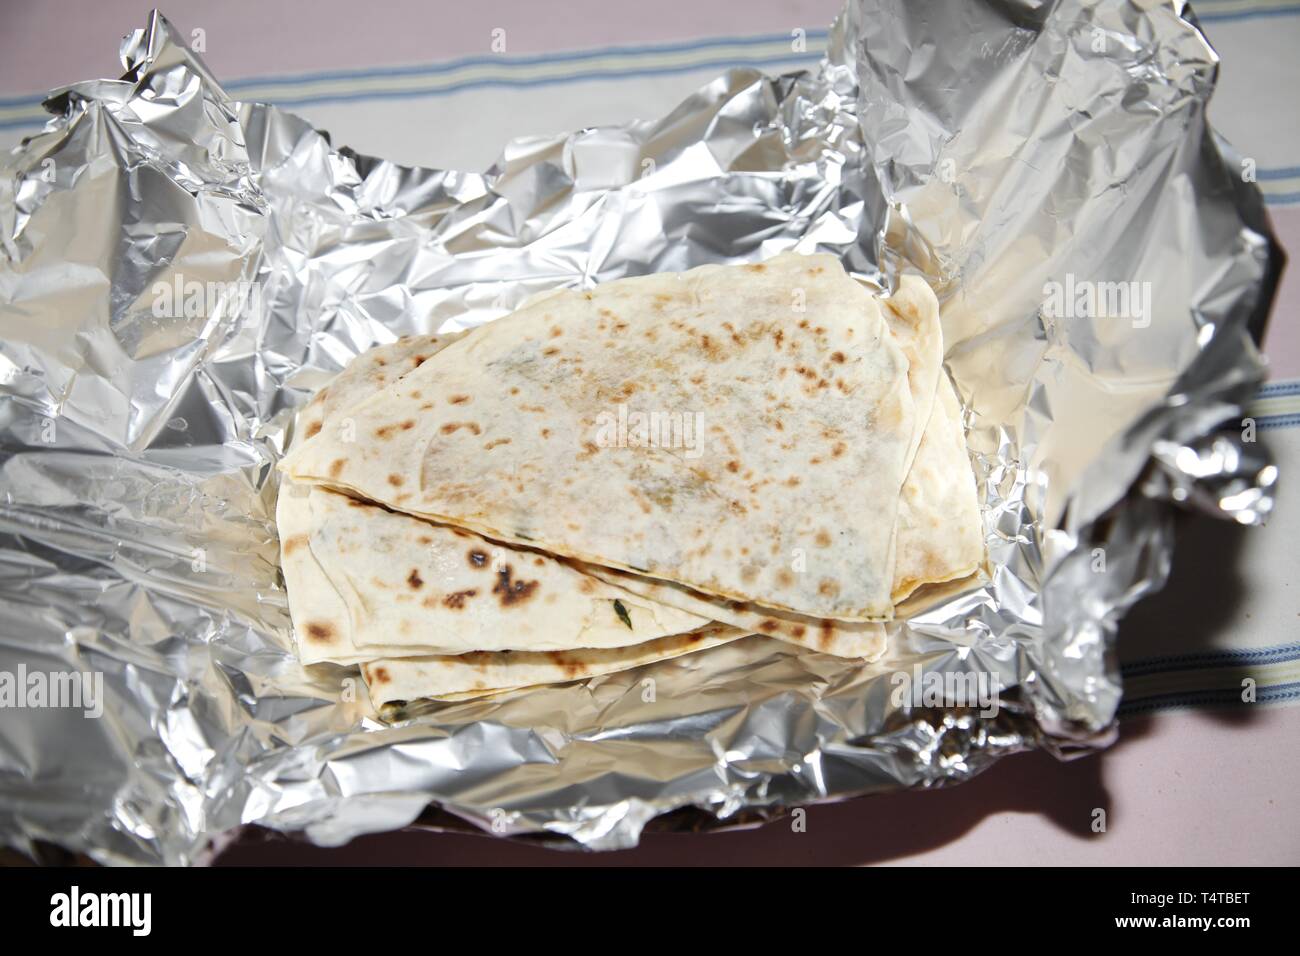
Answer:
574, 562, 887, 660
882, 275, 944, 476
306, 486, 710, 653
562, 274, 968, 644
276, 480, 414, 665
278, 334, 711, 663
892, 370, 985, 603
281, 252, 917, 621
361, 623, 747, 707
279, 334, 464, 664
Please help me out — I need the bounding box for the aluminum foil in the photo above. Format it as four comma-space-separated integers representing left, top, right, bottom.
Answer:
0, 1, 1280, 864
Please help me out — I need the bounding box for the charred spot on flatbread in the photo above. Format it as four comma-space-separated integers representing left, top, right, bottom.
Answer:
493, 565, 539, 606
442, 589, 478, 609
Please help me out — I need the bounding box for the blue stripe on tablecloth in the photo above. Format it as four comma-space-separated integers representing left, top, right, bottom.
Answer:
222, 53, 824, 111
1258, 165, 1300, 180
0, 30, 831, 109
1123, 641, 1300, 677
1258, 414, 1300, 429
1259, 379, 1300, 396
1198, 3, 1300, 23
0, 48, 824, 130
1119, 681, 1300, 716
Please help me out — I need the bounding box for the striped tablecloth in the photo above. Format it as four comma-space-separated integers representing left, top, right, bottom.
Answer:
2, 0, 1296, 865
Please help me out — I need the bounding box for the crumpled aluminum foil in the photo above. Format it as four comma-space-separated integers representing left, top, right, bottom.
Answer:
0, 0, 1280, 864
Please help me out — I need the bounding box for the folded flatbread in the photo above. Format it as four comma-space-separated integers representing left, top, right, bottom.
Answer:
362, 623, 746, 708
279, 334, 710, 664
279, 256, 987, 713
881, 275, 944, 478
569, 353, 983, 654
892, 367, 985, 603
573, 562, 887, 659
279, 334, 464, 664
281, 252, 917, 621
306, 486, 710, 654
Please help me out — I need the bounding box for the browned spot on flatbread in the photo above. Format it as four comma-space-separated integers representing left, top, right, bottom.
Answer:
830, 351, 846, 364
306, 622, 334, 643
442, 588, 477, 609
449, 394, 470, 405
407, 569, 424, 590
699, 334, 724, 361
493, 565, 538, 606
305, 421, 322, 438
440, 422, 482, 436
818, 578, 840, 598
886, 297, 921, 327
758, 619, 779, 634
776, 569, 795, 589
545, 651, 583, 679
819, 620, 836, 650
387, 474, 404, 487
484, 437, 511, 450
282, 534, 309, 555
467, 549, 489, 569
814, 529, 832, 548
371, 666, 390, 683
329, 458, 347, 478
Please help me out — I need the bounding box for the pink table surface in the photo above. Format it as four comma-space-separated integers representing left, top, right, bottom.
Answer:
2, 0, 1296, 866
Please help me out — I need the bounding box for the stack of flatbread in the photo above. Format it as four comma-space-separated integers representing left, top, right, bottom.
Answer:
276, 252, 984, 715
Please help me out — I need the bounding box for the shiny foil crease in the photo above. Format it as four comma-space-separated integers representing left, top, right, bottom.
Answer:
0, 1, 1280, 864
